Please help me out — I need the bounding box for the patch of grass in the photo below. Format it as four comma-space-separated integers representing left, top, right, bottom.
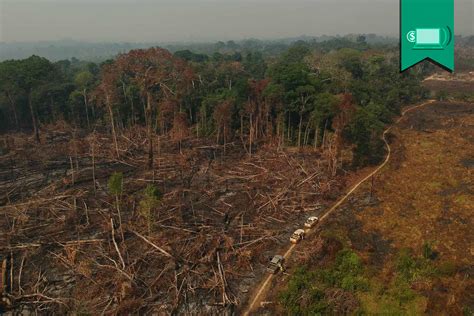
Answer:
358, 289, 427, 315
357, 267, 429, 314
357, 279, 427, 315
436, 261, 458, 276
390, 278, 417, 304
358, 245, 454, 313
279, 249, 368, 314
396, 248, 439, 282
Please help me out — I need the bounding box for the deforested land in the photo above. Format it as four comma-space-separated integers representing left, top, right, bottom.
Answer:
0, 37, 473, 314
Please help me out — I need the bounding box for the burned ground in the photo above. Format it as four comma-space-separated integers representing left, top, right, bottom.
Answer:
423, 80, 474, 95
0, 124, 356, 314
423, 72, 474, 95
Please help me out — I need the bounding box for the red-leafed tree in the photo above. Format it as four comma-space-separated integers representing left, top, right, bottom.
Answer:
327, 93, 356, 175
333, 93, 355, 133
158, 99, 178, 134
170, 112, 189, 154
213, 99, 233, 154
113, 48, 194, 168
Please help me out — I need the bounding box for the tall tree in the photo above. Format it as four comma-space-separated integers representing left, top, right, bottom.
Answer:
74, 70, 96, 128
18, 56, 57, 142
0, 60, 22, 130
114, 48, 194, 169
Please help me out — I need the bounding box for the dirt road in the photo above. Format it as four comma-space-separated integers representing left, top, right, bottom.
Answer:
242, 100, 436, 316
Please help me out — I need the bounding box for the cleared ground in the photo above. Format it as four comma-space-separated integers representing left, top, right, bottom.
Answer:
0, 125, 357, 314
257, 101, 474, 315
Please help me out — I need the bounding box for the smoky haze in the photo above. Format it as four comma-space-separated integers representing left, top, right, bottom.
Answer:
0, 0, 473, 43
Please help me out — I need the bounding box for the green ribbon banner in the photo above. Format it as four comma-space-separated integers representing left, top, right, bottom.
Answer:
401, 0, 454, 71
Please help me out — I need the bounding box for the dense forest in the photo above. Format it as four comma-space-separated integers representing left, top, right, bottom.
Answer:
0, 38, 429, 168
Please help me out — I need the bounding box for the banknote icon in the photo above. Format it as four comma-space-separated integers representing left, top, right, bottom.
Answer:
406, 27, 452, 50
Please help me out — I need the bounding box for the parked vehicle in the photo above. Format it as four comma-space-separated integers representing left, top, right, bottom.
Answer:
304, 216, 319, 228
266, 255, 285, 274
290, 229, 305, 243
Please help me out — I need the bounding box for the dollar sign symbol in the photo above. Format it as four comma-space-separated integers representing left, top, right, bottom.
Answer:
407, 31, 416, 43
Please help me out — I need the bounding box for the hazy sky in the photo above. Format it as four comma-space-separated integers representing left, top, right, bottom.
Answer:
0, 0, 472, 42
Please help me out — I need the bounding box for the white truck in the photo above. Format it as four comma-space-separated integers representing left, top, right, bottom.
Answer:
290, 229, 305, 244
304, 216, 319, 229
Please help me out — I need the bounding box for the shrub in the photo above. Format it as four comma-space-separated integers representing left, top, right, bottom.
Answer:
422, 242, 435, 260
108, 172, 123, 196
317, 249, 369, 291
279, 249, 368, 315
391, 278, 416, 304
396, 247, 441, 282
336, 249, 363, 275
396, 248, 416, 281
340, 275, 369, 291
279, 267, 328, 315
139, 184, 162, 234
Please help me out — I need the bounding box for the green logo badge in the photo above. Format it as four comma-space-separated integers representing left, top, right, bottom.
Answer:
401, 0, 454, 71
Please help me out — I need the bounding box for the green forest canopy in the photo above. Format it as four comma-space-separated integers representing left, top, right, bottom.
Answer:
0, 38, 431, 167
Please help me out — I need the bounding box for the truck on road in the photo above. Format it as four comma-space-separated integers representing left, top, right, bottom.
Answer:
266, 255, 285, 274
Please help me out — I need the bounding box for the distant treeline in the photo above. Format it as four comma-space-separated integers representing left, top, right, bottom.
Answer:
0, 34, 400, 62
0, 38, 432, 167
